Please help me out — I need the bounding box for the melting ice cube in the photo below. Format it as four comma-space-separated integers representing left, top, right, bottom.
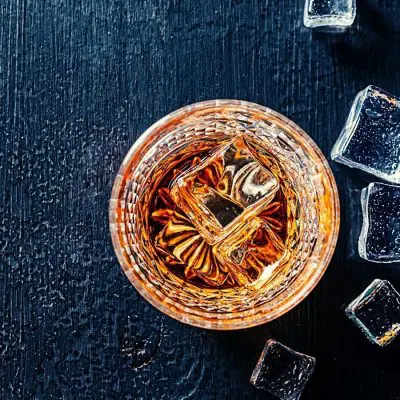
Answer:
346, 279, 400, 346
304, 0, 356, 31
332, 86, 400, 184
251, 339, 316, 400
359, 182, 400, 263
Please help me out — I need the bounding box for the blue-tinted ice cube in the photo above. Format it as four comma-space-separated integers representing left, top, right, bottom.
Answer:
346, 279, 400, 346
304, 0, 356, 31
250, 339, 315, 400
359, 182, 400, 263
332, 86, 400, 184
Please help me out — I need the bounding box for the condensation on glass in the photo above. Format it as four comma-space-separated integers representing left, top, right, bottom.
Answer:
109, 101, 340, 330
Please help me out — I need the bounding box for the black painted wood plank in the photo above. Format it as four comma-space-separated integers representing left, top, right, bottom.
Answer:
1, 0, 400, 398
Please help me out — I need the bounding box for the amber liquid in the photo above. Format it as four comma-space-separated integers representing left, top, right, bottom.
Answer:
148, 139, 291, 289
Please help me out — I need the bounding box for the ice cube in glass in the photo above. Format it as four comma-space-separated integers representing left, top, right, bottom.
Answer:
171, 136, 279, 245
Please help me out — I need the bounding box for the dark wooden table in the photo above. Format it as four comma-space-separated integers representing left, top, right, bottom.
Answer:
1, 0, 400, 398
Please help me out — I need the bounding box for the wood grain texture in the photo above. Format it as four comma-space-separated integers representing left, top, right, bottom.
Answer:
1, 0, 400, 398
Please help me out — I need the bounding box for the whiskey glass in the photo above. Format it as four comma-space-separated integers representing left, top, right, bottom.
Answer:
109, 100, 340, 330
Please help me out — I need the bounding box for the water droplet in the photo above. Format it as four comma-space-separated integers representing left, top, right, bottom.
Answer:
389, 112, 400, 125
365, 108, 382, 118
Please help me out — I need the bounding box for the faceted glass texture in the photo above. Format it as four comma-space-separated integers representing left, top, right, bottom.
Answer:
346, 279, 400, 346
251, 339, 316, 400
110, 100, 340, 330
359, 182, 400, 263
304, 0, 356, 30
332, 86, 400, 184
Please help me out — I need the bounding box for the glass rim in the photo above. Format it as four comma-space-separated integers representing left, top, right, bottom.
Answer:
109, 100, 340, 330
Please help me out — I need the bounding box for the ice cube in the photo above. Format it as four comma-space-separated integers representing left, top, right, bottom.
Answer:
250, 339, 315, 400
331, 86, 400, 184
358, 182, 400, 263
345, 185, 364, 260
303, 0, 356, 31
212, 218, 261, 265
345, 279, 400, 346
171, 136, 279, 245
189, 186, 244, 228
